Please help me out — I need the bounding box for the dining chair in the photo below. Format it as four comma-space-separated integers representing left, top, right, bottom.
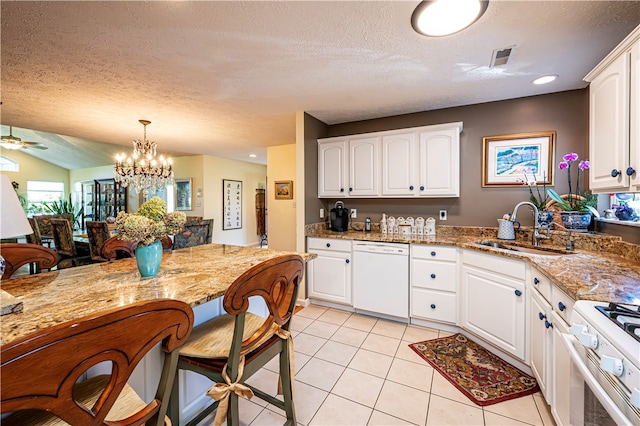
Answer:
50, 218, 92, 267
85, 221, 111, 262
0, 243, 61, 280
168, 254, 304, 426
173, 219, 212, 249
34, 214, 74, 239
0, 299, 194, 426
100, 236, 173, 260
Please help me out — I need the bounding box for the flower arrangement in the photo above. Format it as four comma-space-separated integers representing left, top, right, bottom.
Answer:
518, 172, 549, 210
546, 152, 598, 214
115, 196, 186, 246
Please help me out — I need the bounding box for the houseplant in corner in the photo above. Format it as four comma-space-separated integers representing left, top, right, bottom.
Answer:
546, 152, 598, 232
115, 196, 186, 277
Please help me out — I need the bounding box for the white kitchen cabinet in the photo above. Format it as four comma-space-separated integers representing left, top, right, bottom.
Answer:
319, 122, 462, 198
461, 250, 526, 360
586, 26, 640, 192
317, 137, 378, 197
410, 245, 458, 324
551, 309, 571, 426
418, 128, 460, 197
307, 237, 352, 305
530, 285, 552, 400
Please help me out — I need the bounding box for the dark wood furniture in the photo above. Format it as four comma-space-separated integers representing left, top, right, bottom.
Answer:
0, 243, 61, 280
0, 299, 194, 425
169, 254, 304, 426
100, 236, 173, 260
94, 178, 127, 222
173, 219, 213, 249
85, 221, 111, 262
33, 214, 74, 239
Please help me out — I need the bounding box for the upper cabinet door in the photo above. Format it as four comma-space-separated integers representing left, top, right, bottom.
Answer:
381, 133, 418, 196
419, 128, 460, 197
631, 41, 640, 191
349, 137, 380, 196
318, 140, 348, 197
589, 52, 630, 191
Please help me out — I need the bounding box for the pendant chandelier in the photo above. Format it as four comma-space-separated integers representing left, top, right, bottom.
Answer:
114, 119, 173, 197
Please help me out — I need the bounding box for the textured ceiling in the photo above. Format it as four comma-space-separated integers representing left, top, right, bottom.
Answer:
1, 1, 639, 169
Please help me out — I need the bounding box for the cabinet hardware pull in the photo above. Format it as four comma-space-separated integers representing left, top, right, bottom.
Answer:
409, 185, 414, 190
611, 169, 621, 177
627, 167, 636, 176
326, 243, 331, 248
545, 320, 553, 329
534, 277, 540, 285
514, 289, 522, 297
340, 188, 345, 192
539, 312, 545, 320
558, 301, 566, 311
430, 304, 436, 309
430, 251, 436, 256
345, 259, 350, 264
430, 273, 436, 279
420, 186, 425, 191
349, 187, 353, 192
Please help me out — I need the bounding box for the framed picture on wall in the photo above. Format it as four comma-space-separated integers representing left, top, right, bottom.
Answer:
174, 178, 192, 211
223, 179, 242, 230
482, 131, 556, 187
274, 180, 293, 199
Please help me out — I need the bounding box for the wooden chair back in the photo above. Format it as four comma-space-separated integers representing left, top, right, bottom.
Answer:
86, 221, 111, 261
0, 243, 61, 280
224, 254, 303, 355
25, 218, 43, 246
173, 219, 213, 249
50, 218, 76, 257
1, 299, 194, 425
33, 214, 73, 238
100, 236, 136, 259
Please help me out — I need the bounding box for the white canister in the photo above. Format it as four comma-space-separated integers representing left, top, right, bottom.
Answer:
425, 217, 436, 235
399, 223, 412, 239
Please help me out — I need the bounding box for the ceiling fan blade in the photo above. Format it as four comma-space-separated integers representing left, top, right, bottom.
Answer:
21, 141, 49, 150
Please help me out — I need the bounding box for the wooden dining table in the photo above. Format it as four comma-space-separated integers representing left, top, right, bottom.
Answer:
0, 243, 315, 346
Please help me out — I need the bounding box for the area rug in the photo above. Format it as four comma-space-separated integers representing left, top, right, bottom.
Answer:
409, 333, 539, 406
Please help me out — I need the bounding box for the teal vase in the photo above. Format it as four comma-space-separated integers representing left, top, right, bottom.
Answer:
135, 240, 163, 277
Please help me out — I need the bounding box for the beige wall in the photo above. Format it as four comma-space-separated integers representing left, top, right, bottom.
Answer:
172, 156, 205, 218
202, 156, 267, 246
267, 144, 297, 251
2, 149, 70, 198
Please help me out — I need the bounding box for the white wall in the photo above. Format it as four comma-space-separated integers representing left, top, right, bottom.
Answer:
202, 156, 267, 246
267, 144, 297, 251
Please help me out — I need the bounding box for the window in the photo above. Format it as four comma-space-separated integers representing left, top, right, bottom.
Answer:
27, 181, 64, 215
0, 156, 19, 172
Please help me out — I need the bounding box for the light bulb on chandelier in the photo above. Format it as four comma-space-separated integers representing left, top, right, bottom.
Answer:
114, 119, 174, 197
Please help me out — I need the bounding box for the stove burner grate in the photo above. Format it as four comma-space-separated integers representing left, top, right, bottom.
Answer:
595, 303, 640, 343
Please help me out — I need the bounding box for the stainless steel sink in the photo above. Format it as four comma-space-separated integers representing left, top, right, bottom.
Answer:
474, 240, 570, 256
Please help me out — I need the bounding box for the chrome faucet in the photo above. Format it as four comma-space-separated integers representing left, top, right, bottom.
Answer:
552, 222, 575, 251
509, 201, 549, 246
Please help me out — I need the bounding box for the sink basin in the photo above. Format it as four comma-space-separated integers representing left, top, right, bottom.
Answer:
474, 240, 570, 256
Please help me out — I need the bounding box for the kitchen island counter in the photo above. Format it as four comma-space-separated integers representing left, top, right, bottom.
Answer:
306, 225, 640, 305
1, 244, 315, 346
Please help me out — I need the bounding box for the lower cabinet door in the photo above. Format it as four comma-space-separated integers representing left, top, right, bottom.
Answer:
411, 288, 456, 324
307, 250, 352, 305
551, 310, 571, 426
530, 290, 552, 400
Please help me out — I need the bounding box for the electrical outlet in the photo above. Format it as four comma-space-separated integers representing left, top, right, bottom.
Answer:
320, 208, 324, 219
439, 210, 447, 220
350, 209, 357, 218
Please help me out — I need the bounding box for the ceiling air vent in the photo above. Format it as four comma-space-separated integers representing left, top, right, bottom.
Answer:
489, 46, 515, 68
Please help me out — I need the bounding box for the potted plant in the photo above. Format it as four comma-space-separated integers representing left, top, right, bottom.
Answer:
115, 196, 186, 277
519, 172, 554, 228
546, 152, 598, 232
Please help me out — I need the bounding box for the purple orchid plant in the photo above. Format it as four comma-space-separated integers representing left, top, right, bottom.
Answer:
546, 152, 598, 214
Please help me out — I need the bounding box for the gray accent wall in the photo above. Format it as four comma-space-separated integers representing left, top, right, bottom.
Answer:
304, 89, 591, 228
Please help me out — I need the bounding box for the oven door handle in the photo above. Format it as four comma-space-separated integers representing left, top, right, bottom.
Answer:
562, 333, 632, 426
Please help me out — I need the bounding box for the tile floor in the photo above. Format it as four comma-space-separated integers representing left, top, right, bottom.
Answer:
208, 304, 556, 426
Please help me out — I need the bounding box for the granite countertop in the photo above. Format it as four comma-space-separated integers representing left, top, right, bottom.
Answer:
0, 244, 316, 346
306, 224, 640, 306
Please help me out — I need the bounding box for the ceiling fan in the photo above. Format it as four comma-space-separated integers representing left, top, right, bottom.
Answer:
1, 126, 48, 150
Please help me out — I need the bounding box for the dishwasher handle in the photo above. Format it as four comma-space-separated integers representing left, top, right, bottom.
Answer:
353, 243, 408, 255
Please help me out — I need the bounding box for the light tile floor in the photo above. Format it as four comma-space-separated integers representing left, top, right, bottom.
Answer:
202, 304, 556, 426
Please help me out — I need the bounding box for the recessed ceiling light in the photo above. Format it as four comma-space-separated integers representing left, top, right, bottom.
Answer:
533, 75, 558, 85
249, 154, 257, 158
412, 0, 489, 37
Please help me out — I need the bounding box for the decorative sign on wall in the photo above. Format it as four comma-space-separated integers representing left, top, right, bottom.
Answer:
223, 179, 242, 230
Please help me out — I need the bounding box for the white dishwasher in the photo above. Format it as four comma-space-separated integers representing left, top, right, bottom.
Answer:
352, 241, 409, 320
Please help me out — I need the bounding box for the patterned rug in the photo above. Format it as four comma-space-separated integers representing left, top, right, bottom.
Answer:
409, 333, 539, 406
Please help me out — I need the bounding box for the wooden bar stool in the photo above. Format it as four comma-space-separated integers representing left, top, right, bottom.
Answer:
169, 254, 304, 426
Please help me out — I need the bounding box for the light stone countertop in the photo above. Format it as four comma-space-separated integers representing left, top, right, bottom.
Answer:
306, 224, 640, 306
0, 244, 316, 346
